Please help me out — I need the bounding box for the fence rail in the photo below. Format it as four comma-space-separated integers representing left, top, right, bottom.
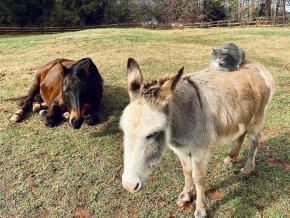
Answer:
1, 15, 289, 34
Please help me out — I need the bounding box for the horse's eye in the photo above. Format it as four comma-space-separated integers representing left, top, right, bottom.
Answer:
146, 131, 159, 140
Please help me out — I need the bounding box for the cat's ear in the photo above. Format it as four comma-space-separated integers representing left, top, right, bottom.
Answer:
211, 48, 216, 54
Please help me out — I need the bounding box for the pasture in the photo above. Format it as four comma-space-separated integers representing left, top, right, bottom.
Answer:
0, 27, 289, 217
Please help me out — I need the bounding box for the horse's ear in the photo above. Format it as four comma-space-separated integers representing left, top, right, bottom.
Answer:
127, 58, 143, 100
157, 67, 184, 103
81, 59, 91, 73
59, 62, 69, 76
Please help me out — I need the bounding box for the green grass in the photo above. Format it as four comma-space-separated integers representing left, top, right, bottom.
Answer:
0, 27, 289, 217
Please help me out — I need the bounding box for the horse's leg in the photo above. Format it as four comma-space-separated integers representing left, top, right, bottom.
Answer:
192, 149, 209, 218
239, 130, 260, 179
10, 76, 40, 122
84, 109, 100, 125
224, 132, 246, 166
40, 103, 62, 127
32, 93, 48, 112
176, 152, 194, 207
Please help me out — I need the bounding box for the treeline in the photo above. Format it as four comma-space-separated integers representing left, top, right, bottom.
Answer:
0, 0, 289, 27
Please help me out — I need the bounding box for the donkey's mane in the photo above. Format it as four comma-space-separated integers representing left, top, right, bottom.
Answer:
141, 76, 171, 94
135, 76, 174, 110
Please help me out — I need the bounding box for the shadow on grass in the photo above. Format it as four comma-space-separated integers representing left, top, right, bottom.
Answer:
208, 132, 289, 218
91, 84, 128, 138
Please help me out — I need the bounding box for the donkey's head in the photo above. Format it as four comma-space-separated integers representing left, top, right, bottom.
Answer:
120, 58, 184, 193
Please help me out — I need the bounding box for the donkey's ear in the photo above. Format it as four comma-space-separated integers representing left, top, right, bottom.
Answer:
158, 67, 184, 104
127, 58, 143, 99
162, 67, 184, 91
59, 62, 69, 76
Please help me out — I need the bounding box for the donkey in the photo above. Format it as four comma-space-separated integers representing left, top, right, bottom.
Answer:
120, 58, 274, 217
10, 58, 103, 129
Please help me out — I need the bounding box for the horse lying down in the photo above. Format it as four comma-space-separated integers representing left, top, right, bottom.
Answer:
10, 58, 103, 129
120, 59, 274, 217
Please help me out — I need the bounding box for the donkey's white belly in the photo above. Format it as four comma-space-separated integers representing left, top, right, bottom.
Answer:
215, 123, 246, 146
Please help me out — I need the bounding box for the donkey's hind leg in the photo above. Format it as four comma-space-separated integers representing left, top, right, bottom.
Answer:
224, 132, 246, 166
10, 76, 40, 122
176, 152, 194, 207
239, 131, 260, 179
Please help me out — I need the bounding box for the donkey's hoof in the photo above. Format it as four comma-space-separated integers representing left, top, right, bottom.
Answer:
238, 168, 251, 180
62, 112, 69, 120
32, 103, 41, 112
194, 208, 207, 218
223, 156, 234, 167
177, 191, 194, 207
10, 114, 21, 122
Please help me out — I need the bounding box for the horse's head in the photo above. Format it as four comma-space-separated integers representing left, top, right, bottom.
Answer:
120, 58, 184, 192
61, 58, 96, 129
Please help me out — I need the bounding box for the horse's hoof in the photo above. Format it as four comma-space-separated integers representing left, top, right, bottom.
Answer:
32, 104, 41, 112
62, 112, 69, 120
10, 114, 21, 122
238, 168, 251, 180
39, 110, 47, 117
10, 110, 24, 122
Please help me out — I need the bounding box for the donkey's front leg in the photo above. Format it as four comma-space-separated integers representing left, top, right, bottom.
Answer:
192, 149, 209, 218
177, 152, 194, 207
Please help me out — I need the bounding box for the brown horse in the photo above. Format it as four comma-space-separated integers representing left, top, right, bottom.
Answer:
10, 58, 103, 129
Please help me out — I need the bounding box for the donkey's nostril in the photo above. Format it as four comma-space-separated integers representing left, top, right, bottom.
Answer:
134, 183, 140, 191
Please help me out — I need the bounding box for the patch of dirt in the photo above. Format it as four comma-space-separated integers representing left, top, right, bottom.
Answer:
72, 207, 92, 218
39, 209, 50, 218
266, 155, 290, 171
167, 212, 176, 218
178, 201, 195, 211
205, 189, 224, 200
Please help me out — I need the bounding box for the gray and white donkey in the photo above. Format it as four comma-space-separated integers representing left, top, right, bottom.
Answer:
120, 58, 274, 217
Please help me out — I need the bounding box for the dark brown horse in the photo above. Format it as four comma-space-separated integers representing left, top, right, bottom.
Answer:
10, 58, 103, 129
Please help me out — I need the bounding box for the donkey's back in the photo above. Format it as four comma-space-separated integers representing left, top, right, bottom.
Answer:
182, 62, 273, 145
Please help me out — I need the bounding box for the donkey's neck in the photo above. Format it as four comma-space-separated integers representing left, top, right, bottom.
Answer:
167, 78, 211, 149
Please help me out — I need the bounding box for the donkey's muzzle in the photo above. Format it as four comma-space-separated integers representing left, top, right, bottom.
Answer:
122, 174, 142, 193
71, 117, 84, 129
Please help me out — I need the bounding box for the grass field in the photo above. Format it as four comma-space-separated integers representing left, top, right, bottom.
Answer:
0, 27, 289, 218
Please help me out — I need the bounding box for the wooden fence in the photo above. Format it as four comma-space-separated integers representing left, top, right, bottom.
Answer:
0, 15, 289, 34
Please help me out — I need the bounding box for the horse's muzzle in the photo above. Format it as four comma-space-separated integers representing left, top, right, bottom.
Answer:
71, 117, 84, 129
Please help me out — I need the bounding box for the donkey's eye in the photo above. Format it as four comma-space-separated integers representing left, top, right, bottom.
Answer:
146, 131, 158, 140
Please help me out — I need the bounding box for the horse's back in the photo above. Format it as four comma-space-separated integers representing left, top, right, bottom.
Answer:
37, 59, 75, 104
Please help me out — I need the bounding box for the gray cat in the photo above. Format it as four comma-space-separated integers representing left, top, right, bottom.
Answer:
211, 43, 245, 71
